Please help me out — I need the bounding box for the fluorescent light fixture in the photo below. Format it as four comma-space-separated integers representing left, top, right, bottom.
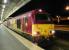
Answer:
2, 9, 4, 12
1, 14, 3, 20
4, 0, 7, 3
1, 14, 3, 17
1, 11, 4, 14
1, 11, 4, 20
1, 12, 3, 16
1, 11, 4, 17
0, 20, 2, 24
2, 5, 6, 8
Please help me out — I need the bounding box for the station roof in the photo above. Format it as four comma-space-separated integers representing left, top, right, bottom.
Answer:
0, 0, 69, 21
0, 0, 30, 21
10, 0, 69, 17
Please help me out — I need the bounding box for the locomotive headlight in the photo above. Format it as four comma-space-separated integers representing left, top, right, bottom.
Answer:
51, 30, 55, 34
32, 31, 40, 36
33, 32, 37, 35
32, 32, 37, 36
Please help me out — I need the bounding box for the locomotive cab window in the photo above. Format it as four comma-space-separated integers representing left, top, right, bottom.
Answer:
35, 13, 51, 23
36, 14, 48, 20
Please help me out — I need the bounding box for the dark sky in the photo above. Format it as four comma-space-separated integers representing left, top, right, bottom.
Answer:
10, 0, 69, 17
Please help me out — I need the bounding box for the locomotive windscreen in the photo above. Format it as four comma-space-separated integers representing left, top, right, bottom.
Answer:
35, 14, 49, 20
35, 14, 52, 23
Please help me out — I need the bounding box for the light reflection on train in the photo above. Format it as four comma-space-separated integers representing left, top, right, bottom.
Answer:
4, 9, 55, 43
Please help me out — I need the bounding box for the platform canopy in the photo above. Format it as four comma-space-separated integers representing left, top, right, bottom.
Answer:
0, 0, 30, 21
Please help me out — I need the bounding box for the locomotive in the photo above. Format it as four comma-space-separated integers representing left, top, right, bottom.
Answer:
4, 9, 55, 43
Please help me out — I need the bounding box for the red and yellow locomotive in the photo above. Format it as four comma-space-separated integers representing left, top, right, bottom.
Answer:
4, 9, 55, 43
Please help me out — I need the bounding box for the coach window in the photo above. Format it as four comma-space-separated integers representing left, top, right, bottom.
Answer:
24, 17, 28, 26
23, 17, 28, 31
17, 19, 21, 29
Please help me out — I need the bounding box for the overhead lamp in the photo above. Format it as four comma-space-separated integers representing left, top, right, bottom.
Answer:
56, 16, 59, 18
2, 5, 6, 8
4, 0, 7, 3
38, 9, 42, 12
65, 6, 69, 11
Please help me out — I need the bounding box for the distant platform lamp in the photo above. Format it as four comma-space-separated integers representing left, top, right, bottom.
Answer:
56, 16, 60, 23
65, 5, 69, 11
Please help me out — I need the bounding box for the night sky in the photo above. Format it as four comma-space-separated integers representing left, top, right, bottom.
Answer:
10, 0, 69, 17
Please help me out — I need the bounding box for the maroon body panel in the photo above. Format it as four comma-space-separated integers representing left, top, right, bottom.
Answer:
20, 9, 46, 36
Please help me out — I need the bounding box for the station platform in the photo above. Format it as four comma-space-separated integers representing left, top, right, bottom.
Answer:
0, 24, 43, 50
